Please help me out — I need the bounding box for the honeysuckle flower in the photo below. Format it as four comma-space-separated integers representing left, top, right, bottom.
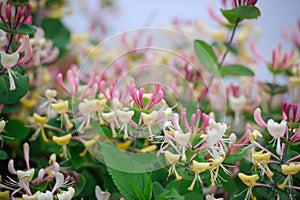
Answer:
142, 110, 158, 140
229, 94, 246, 125
95, 185, 111, 200
254, 108, 287, 155
238, 173, 259, 200
52, 134, 72, 159
116, 109, 134, 139
31, 113, 49, 142
77, 99, 98, 133
102, 111, 117, 137
37, 190, 53, 200
267, 119, 286, 155
206, 194, 224, 200
174, 131, 191, 162
22, 191, 40, 200
0, 51, 19, 90
278, 163, 300, 190
57, 187, 75, 200
173, 108, 209, 135
130, 84, 165, 111
51, 101, 73, 130
0, 0, 32, 30
188, 161, 210, 191
209, 154, 229, 187
164, 150, 182, 181
282, 102, 300, 123
79, 134, 100, 157
250, 150, 274, 178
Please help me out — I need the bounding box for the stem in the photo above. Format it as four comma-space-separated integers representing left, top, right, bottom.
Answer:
268, 74, 277, 115
35, 0, 42, 27
6, 33, 14, 53
199, 19, 240, 108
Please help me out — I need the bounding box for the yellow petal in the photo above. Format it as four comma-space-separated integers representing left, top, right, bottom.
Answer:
52, 134, 72, 146
191, 160, 210, 174
238, 173, 259, 188
51, 101, 69, 114
281, 163, 300, 175
33, 113, 48, 125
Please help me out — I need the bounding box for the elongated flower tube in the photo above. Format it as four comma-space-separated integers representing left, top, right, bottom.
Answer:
250, 150, 274, 178
0, 51, 19, 90
116, 109, 134, 139
278, 163, 300, 190
188, 161, 210, 191
53, 134, 72, 159
209, 154, 227, 187
174, 131, 191, 162
141, 110, 158, 140
164, 151, 182, 181
32, 113, 49, 142
238, 173, 259, 200
51, 101, 73, 130
95, 185, 110, 200
267, 119, 286, 155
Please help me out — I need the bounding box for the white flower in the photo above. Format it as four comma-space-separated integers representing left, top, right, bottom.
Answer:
57, 187, 75, 200
0, 51, 20, 90
95, 185, 110, 200
267, 119, 287, 155
116, 109, 134, 139
267, 119, 286, 139
37, 190, 53, 200
206, 119, 227, 147
229, 95, 246, 112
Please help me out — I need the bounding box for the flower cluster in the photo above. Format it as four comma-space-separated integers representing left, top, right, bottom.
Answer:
0, 0, 299, 199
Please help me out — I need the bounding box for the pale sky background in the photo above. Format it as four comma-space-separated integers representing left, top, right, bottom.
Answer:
63, 0, 300, 81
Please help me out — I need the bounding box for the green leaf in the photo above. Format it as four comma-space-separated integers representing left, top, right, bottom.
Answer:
221, 6, 261, 24
219, 64, 254, 77
224, 151, 247, 165
100, 141, 151, 200
143, 175, 152, 200
41, 18, 70, 54
3, 119, 29, 142
156, 188, 185, 200
153, 182, 165, 199
107, 167, 150, 200
0, 22, 36, 35
0, 67, 29, 104
194, 40, 219, 74
74, 173, 86, 197
0, 149, 8, 160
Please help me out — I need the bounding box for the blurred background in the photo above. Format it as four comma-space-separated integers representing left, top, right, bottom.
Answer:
62, 0, 300, 81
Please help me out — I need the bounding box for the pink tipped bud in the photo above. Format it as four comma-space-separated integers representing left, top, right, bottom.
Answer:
23, 143, 30, 170
254, 108, 267, 127
36, 169, 45, 184
8, 159, 17, 175
57, 73, 72, 96
229, 133, 237, 148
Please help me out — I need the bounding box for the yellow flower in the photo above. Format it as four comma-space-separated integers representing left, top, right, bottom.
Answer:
238, 173, 259, 188
165, 151, 182, 181
79, 135, 100, 157
209, 154, 226, 187
33, 113, 49, 142
52, 134, 72, 159
238, 173, 259, 200
51, 101, 69, 115
250, 150, 273, 178
249, 130, 262, 142
278, 163, 300, 190
188, 161, 210, 191
52, 134, 72, 146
